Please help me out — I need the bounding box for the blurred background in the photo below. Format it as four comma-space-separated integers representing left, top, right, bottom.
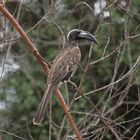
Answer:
0, 0, 140, 139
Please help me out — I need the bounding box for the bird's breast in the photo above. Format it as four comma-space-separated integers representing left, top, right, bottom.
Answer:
68, 46, 81, 65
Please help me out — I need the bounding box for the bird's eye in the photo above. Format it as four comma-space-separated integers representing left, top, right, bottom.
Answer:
78, 31, 81, 34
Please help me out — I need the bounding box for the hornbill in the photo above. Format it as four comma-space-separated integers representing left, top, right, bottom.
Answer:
33, 29, 99, 125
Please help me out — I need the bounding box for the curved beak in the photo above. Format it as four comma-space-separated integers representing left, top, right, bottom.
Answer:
78, 30, 99, 46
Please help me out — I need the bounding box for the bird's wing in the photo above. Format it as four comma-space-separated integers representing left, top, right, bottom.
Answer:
49, 54, 71, 85
48, 46, 81, 85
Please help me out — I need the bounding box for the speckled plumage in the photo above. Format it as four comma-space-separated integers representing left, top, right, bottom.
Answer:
33, 29, 98, 125
48, 45, 81, 84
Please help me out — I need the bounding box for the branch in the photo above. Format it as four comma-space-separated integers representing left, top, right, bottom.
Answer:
0, 4, 83, 140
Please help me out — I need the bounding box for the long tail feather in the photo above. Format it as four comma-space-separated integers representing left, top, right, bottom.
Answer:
33, 84, 55, 125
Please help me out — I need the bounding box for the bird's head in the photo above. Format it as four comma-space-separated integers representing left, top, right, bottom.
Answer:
67, 29, 99, 46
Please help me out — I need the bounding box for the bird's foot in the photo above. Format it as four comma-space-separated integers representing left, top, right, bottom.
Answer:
67, 80, 78, 91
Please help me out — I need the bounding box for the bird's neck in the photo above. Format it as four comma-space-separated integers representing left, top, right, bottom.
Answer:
68, 41, 78, 47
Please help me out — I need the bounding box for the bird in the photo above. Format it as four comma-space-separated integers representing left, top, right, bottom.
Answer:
33, 29, 99, 125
